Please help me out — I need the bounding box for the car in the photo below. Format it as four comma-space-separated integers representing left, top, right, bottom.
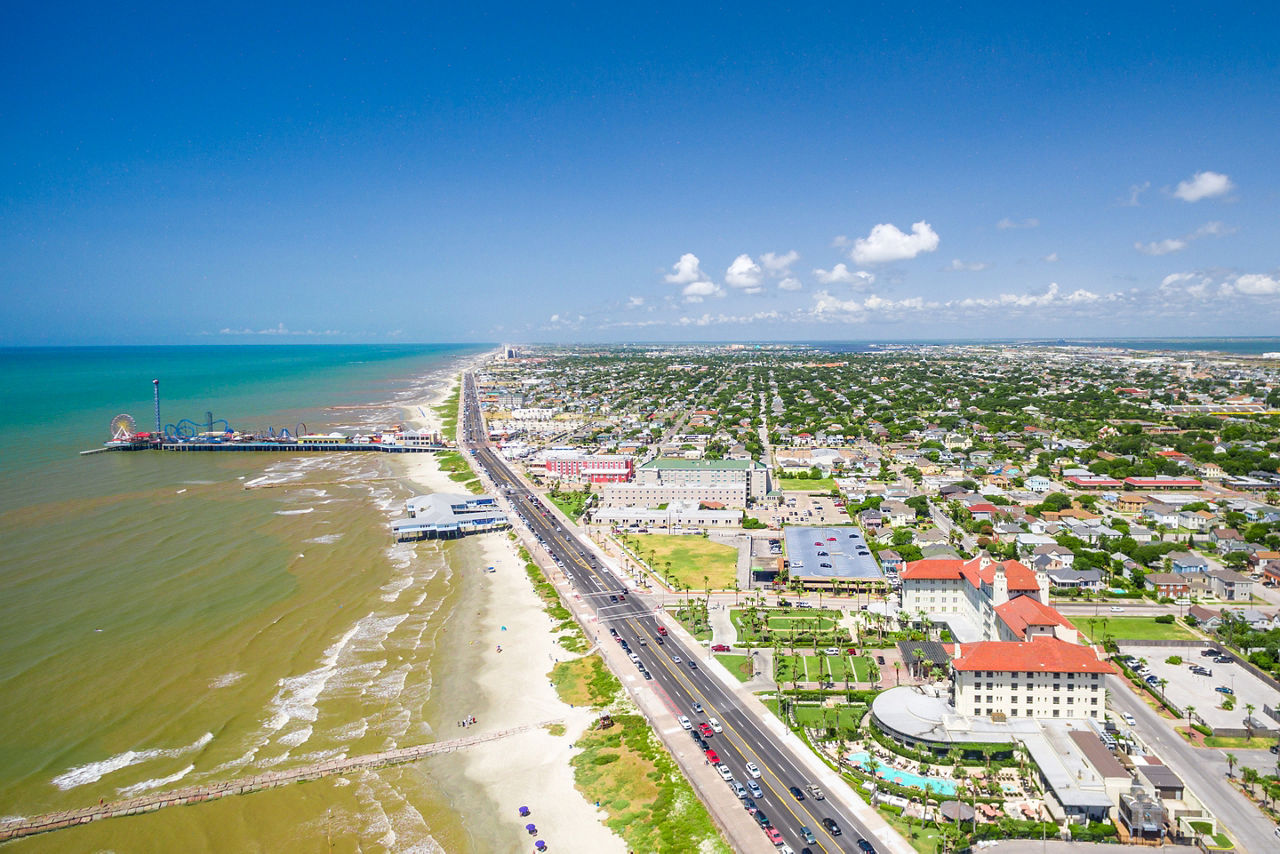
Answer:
821, 817, 842, 835
698, 722, 714, 737
643, 669, 653, 680
628, 652, 640, 664
694, 734, 708, 750
672, 655, 682, 664
708, 717, 723, 733
806, 784, 825, 800
778, 845, 795, 854
678, 715, 692, 730
744, 761, 761, 778
688, 660, 698, 670
609, 594, 618, 603
656, 626, 668, 636
748, 780, 764, 798
655, 636, 664, 645
609, 628, 619, 637
817, 550, 828, 556
711, 643, 730, 652
800, 825, 816, 843
819, 562, 832, 568
638, 637, 647, 646
1216, 686, 1235, 694
732, 781, 748, 799
1192, 667, 1212, 676
705, 748, 719, 763
717, 763, 734, 781
1122, 713, 1136, 726
743, 796, 758, 814
814, 541, 823, 546
823, 647, 840, 656
1215, 656, 1233, 664
1145, 675, 1159, 685
1110, 606, 1126, 613
755, 810, 771, 827
827, 536, 837, 541
692, 702, 703, 714
875, 655, 885, 665
856, 839, 877, 854
788, 785, 805, 800
1202, 648, 1220, 657
765, 827, 784, 845
1270, 744, 1278, 755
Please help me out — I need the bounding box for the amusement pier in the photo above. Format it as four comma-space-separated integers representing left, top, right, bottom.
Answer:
81, 379, 447, 456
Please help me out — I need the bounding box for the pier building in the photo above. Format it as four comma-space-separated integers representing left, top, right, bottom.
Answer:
391, 493, 510, 541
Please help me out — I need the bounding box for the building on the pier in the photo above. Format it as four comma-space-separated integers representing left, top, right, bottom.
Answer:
391, 493, 509, 541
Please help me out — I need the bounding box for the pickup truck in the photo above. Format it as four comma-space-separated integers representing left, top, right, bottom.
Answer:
806, 783, 825, 800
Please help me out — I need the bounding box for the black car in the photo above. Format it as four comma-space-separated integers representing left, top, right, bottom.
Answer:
1201, 648, 1219, 657
688, 660, 698, 670
655, 636, 664, 645
856, 839, 877, 853
609, 628, 619, 637
755, 810, 770, 828
822, 817, 842, 836
876, 655, 886, 665
788, 785, 805, 800
1214, 656, 1232, 663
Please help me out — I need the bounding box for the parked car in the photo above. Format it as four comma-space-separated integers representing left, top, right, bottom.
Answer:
705, 748, 719, 763
743, 796, 757, 814
711, 643, 730, 652
765, 827, 784, 846
678, 715, 692, 730
755, 810, 771, 827
717, 763, 734, 781
732, 781, 748, 799
1217, 686, 1235, 695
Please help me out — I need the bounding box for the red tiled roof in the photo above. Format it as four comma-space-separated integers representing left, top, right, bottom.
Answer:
995, 596, 1077, 639
902, 556, 1040, 591
952, 636, 1113, 673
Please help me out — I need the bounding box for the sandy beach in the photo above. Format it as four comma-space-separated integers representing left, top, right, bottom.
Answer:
395, 359, 625, 853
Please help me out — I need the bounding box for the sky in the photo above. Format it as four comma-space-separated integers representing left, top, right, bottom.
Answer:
3, 2, 1279, 344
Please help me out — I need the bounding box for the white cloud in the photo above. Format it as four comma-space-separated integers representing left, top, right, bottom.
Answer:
813, 263, 875, 286
627, 296, 645, 308
1233, 274, 1280, 295
1119, 182, 1150, 207
664, 252, 705, 284
951, 282, 1102, 310
218, 324, 341, 336
850, 220, 940, 264
725, 254, 764, 289
778, 277, 802, 291
831, 235, 850, 248
1135, 238, 1188, 256
944, 259, 990, 272
996, 217, 1039, 230
760, 250, 799, 275
1173, 170, 1234, 202
681, 280, 724, 303
1135, 221, 1235, 255
1043, 253, 1060, 263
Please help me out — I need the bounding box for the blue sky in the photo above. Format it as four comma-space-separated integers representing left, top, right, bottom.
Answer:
3, 2, 1279, 344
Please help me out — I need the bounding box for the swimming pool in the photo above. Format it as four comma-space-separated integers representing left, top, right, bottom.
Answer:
846, 751, 958, 796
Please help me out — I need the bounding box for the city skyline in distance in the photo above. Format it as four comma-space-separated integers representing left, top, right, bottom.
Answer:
3, 3, 1279, 345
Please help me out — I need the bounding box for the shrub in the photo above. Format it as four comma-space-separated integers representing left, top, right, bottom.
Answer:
1166, 655, 1183, 665
1154, 614, 1175, 624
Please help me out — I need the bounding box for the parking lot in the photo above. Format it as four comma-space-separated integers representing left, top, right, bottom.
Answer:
1116, 642, 1280, 731
762, 493, 849, 528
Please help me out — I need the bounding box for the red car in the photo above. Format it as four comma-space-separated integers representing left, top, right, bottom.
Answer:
765, 827, 784, 845
698, 722, 714, 737
656, 626, 668, 636
711, 643, 730, 652
705, 747, 719, 763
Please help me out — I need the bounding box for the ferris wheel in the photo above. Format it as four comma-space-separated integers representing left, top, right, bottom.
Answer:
110, 413, 137, 441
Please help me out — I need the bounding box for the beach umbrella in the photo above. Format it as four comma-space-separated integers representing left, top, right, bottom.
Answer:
518, 806, 530, 817
534, 842, 547, 851
526, 823, 537, 835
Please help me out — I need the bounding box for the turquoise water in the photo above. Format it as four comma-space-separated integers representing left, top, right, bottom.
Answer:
846, 750, 958, 795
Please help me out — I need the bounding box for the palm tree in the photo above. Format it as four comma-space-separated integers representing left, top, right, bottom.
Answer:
894, 660, 901, 685
732, 578, 740, 607
1157, 677, 1168, 701
1185, 705, 1196, 730
1225, 751, 1237, 778
1242, 766, 1259, 795
1245, 703, 1257, 740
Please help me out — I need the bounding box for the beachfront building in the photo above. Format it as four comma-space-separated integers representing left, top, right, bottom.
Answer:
635, 457, 772, 502
543, 451, 634, 484
950, 636, 1112, 721
899, 554, 1053, 642
599, 483, 749, 509
592, 500, 742, 530
392, 493, 510, 541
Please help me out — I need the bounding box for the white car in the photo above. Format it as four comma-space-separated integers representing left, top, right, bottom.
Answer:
1110, 606, 1126, 613
717, 764, 734, 781
708, 717, 723, 733
1122, 712, 1137, 726
672, 655, 683, 664
746, 761, 762, 778
823, 647, 840, 656
678, 715, 692, 730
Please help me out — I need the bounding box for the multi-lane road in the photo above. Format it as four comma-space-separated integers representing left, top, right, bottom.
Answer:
459, 373, 884, 853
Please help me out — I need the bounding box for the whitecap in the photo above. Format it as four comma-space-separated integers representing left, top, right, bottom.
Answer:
210, 671, 245, 689
275, 508, 315, 516
116, 764, 194, 797
51, 732, 213, 791
304, 534, 344, 545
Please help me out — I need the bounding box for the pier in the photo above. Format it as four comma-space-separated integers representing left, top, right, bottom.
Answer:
81, 442, 449, 456
0, 719, 561, 843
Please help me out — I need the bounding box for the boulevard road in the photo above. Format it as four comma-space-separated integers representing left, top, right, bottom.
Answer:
460, 373, 881, 853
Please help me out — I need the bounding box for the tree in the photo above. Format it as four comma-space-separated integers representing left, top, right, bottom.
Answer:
1245, 703, 1257, 740
1225, 752, 1237, 778
1186, 705, 1196, 730
893, 660, 901, 685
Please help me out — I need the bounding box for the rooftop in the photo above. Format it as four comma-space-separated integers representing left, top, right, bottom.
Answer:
952, 636, 1113, 674
639, 457, 767, 471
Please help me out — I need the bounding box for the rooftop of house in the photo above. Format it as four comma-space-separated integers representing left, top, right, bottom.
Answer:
952, 636, 1113, 674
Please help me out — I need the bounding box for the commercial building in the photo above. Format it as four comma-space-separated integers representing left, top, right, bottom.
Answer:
543, 451, 634, 484
635, 457, 771, 502
899, 555, 1054, 642
592, 500, 742, 530
391, 493, 510, 541
950, 636, 1111, 721
599, 483, 748, 509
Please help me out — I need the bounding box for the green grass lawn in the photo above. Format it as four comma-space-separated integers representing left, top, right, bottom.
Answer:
715, 653, 755, 682
731, 607, 851, 647
791, 703, 866, 729
547, 489, 591, 520
624, 533, 738, 589
1079, 616, 1198, 641
779, 476, 837, 492
775, 653, 870, 683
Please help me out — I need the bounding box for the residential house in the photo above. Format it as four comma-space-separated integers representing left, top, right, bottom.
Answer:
879, 550, 904, 574
881, 500, 915, 527
1024, 474, 1054, 493
1142, 503, 1181, 529
1206, 568, 1253, 602
1046, 568, 1104, 591
1210, 528, 1246, 553
1116, 493, 1147, 515
1168, 551, 1210, 574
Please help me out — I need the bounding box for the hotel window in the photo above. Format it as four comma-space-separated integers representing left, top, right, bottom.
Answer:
1053, 709, 1060, 717
1067, 697, 1074, 704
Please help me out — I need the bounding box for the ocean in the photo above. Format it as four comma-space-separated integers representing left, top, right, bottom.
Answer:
0, 344, 509, 852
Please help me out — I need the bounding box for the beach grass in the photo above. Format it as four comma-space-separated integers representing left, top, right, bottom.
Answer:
434, 382, 460, 442
550, 655, 622, 708
571, 714, 731, 854
1079, 616, 1197, 641
520, 547, 587, 648
715, 653, 755, 682
623, 533, 738, 589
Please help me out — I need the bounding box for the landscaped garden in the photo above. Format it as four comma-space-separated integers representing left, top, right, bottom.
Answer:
714, 653, 755, 682
731, 606, 853, 647
774, 653, 872, 684
1079, 615, 1198, 642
